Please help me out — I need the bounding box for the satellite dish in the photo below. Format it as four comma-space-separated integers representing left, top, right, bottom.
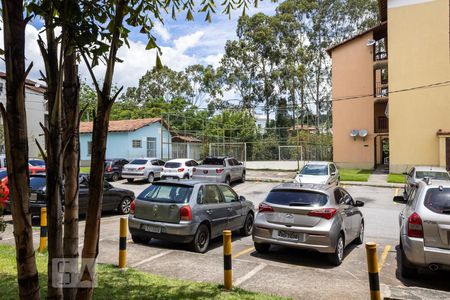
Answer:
350, 130, 359, 141
359, 129, 368, 137
367, 39, 376, 46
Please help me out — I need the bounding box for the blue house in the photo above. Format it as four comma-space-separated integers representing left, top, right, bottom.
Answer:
80, 118, 172, 165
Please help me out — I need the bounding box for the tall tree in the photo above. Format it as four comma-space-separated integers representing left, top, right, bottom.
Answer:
0, 0, 40, 298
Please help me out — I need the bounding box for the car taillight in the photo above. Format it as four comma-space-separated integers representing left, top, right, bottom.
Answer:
107, 166, 112, 172
180, 205, 192, 221
178, 168, 185, 172
137, 167, 145, 170
407, 212, 423, 238
307, 208, 337, 220
130, 200, 135, 215
216, 169, 224, 174
258, 202, 274, 212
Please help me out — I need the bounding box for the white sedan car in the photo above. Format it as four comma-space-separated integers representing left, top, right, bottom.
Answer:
294, 161, 340, 186
161, 158, 199, 180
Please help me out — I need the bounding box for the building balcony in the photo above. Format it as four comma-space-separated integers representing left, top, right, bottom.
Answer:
374, 81, 389, 101
375, 116, 389, 133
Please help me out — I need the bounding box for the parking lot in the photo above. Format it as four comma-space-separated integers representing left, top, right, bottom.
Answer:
2, 181, 450, 299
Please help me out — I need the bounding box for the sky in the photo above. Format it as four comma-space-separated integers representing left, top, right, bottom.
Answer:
0, 1, 278, 92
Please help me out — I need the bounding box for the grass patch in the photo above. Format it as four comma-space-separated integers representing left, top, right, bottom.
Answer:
0, 245, 288, 300
80, 167, 90, 173
339, 169, 372, 182
387, 173, 406, 184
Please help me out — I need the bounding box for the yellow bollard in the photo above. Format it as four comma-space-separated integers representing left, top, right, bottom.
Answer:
223, 230, 232, 290
118, 218, 127, 269
365, 242, 381, 300
39, 207, 47, 253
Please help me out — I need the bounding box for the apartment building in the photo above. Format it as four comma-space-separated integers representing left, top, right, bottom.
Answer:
328, 0, 450, 173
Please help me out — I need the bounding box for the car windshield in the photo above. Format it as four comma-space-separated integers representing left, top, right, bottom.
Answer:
424, 188, 450, 214
0, 170, 7, 180
265, 190, 328, 207
138, 184, 193, 204
202, 158, 225, 166
30, 177, 46, 190
416, 171, 450, 181
130, 159, 148, 165
29, 160, 45, 167
300, 165, 328, 176
165, 162, 181, 168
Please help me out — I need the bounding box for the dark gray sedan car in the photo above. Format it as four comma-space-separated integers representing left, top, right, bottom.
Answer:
128, 180, 255, 253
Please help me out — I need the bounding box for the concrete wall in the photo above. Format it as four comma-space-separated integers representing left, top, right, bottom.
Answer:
331, 32, 376, 168
388, 0, 450, 173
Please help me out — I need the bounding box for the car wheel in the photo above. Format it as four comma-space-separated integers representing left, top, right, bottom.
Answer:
240, 172, 246, 183
240, 213, 254, 236
191, 224, 210, 253
111, 172, 120, 182
254, 242, 270, 253
328, 234, 345, 266
400, 244, 418, 278
127, 178, 134, 183
147, 173, 154, 183
225, 176, 231, 185
355, 222, 364, 245
118, 197, 131, 215
131, 235, 151, 244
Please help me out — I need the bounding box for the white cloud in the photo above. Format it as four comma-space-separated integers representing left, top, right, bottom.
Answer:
153, 22, 171, 42
173, 31, 204, 52
204, 53, 223, 68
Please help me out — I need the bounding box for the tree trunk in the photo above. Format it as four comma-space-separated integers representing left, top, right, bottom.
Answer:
77, 1, 127, 299
0, 1, 40, 299
62, 49, 80, 300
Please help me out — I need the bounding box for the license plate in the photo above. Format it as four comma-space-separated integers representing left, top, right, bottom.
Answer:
30, 193, 37, 202
203, 170, 208, 174
277, 230, 303, 242
141, 225, 161, 233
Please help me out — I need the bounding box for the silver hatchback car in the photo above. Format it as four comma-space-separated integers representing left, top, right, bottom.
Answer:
394, 179, 450, 277
253, 183, 364, 265
128, 180, 255, 253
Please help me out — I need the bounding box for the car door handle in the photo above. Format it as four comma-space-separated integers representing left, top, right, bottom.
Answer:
205, 209, 213, 215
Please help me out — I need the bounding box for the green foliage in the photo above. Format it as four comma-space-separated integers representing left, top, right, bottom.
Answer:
387, 174, 406, 184
340, 169, 373, 182
0, 244, 288, 300
249, 134, 280, 160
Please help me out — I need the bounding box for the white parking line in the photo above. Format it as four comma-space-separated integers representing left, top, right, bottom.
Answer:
131, 250, 172, 268
234, 263, 266, 286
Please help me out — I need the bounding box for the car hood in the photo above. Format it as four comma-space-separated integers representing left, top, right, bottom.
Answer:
294, 174, 329, 184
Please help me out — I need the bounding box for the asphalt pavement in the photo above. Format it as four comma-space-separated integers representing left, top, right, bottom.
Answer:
1, 181, 450, 299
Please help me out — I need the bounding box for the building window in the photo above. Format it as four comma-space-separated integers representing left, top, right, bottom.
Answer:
87, 141, 92, 156
132, 139, 142, 148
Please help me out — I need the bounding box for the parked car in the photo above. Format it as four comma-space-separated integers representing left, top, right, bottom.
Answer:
128, 180, 255, 253
0, 169, 8, 210
191, 156, 245, 185
104, 158, 129, 182
394, 178, 450, 277
5, 174, 135, 216
0, 156, 45, 172
29, 158, 46, 168
161, 159, 199, 180
404, 166, 450, 197
252, 183, 364, 265
294, 161, 340, 186
122, 158, 165, 183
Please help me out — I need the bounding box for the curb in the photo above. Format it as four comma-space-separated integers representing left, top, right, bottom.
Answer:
246, 177, 292, 183
246, 177, 404, 188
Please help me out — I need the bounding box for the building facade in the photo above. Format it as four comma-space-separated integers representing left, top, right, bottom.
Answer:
329, 0, 450, 172
0, 73, 47, 158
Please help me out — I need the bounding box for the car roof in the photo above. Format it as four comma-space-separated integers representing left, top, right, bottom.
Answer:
271, 182, 335, 195
129, 157, 158, 161
417, 179, 450, 188
304, 161, 331, 166
414, 166, 448, 172
165, 158, 193, 163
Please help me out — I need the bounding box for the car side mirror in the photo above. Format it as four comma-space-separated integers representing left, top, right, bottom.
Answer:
239, 195, 246, 202
393, 195, 407, 204
354, 200, 364, 207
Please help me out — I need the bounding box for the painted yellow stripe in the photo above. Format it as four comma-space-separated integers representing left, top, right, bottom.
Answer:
233, 246, 255, 259
378, 245, 391, 272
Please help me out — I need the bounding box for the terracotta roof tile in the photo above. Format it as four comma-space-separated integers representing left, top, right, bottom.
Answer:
80, 118, 163, 133
172, 135, 201, 143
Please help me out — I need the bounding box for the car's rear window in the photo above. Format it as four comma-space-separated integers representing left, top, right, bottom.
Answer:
300, 165, 328, 176
424, 188, 450, 214
130, 159, 147, 165
202, 158, 225, 166
165, 162, 181, 168
0, 170, 7, 180
138, 184, 193, 204
30, 177, 46, 190
265, 189, 328, 207
416, 171, 450, 181
29, 160, 45, 167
